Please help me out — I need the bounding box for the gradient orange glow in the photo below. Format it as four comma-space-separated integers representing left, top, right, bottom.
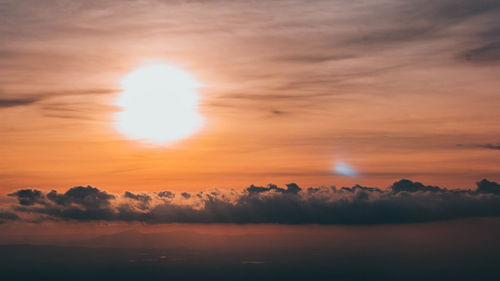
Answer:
0, 0, 499, 193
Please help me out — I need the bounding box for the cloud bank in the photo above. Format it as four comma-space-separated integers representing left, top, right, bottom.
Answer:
3, 179, 500, 224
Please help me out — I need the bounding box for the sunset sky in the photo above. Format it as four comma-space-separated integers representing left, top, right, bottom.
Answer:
1, 0, 500, 192
2, 1, 500, 280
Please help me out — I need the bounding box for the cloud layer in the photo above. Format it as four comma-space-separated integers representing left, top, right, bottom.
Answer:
3, 179, 500, 224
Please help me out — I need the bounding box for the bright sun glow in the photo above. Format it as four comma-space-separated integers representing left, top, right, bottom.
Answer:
115, 64, 203, 144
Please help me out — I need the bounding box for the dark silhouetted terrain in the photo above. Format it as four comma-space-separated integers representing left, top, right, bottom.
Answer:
2, 219, 500, 280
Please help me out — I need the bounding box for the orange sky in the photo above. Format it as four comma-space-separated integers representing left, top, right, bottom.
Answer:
1, 0, 500, 192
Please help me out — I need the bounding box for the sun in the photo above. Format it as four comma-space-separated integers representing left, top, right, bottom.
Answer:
114, 63, 203, 144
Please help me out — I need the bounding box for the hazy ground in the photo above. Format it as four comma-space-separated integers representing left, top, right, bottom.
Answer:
1, 218, 500, 280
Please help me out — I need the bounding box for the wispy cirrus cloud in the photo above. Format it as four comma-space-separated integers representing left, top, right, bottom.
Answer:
1, 0, 500, 189
457, 143, 500, 150
0, 98, 39, 108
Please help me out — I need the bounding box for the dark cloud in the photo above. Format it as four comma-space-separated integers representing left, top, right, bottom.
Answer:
0, 98, 39, 108
8, 189, 45, 206
340, 184, 382, 193
457, 143, 500, 150
157, 191, 175, 199
0, 88, 117, 111
463, 42, 500, 63
124, 191, 151, 202
476, 179, 500, 194
46, 190, 69, 205
246, 183, 301, 195
13, 204, 116, 222
124, 191, 151, 210
306, 187, 321, 193
7, 186, 117, 222
4, 179, 500, 224
46, 186, 114, 208
285, 183, 302, 194
391, 179, 442, 193
478, 144, 500, 150
0, 210, 19, 223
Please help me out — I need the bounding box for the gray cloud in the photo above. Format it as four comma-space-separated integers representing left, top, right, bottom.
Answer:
45, 186, 115, 208
457, 143, 500, 150
157, 191, 175, 199
247, 183, 301, 195
0, 88, 117, 115
463, 42, 500, 63
476, 178, 500, 194
4, 179, 500, 224
0, 98, 39, 108
124, 191, 151, 210
0, 210, 19, 224
8, 189, 45, 206
391, 179, 442, 193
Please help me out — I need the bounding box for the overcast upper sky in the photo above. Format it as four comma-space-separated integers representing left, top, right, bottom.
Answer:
1, 0, 500, 191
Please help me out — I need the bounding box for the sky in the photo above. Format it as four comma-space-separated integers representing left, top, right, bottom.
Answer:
1, 0, 500, 193
2, 2, 500, 279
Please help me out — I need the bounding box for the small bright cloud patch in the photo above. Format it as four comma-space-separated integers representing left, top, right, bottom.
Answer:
335, 162, 358, 177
